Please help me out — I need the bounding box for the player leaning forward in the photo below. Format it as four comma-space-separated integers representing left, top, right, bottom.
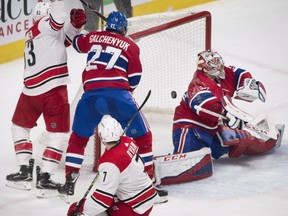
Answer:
67, 115, 158, 216
6, 0, 86, 196
154, 50, 285, 186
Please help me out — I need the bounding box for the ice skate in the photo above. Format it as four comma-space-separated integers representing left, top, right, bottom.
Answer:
58, 171, 80, 203
154, 186, 168, 204
36, 166, 61, 198
6, 159, 34, 190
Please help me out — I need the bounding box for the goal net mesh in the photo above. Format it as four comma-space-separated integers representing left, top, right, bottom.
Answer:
37, 10, 212, 171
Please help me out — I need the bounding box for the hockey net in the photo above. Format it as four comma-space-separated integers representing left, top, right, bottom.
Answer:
88, 10, 212, 171
38, 10, 212, 171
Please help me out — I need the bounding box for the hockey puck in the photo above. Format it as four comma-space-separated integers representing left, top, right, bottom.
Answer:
171, 91, 177, 99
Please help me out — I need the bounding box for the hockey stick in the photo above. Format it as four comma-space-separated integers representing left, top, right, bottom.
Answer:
76, 90, 152, 207
76, 172, 100, 208
79, 0, 107, 21
122, 89, 152, 135
221, 95, 255, 122
194, 105, 278, 139
194, 105, 228, 120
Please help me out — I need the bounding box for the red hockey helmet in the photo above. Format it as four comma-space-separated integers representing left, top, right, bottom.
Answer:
197, 50, 225, 79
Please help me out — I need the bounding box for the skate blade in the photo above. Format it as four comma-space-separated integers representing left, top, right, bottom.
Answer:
155, 196, 168, 204
36, 188, 60, 198
59, 194, 72, 204
6, 180, 32, 190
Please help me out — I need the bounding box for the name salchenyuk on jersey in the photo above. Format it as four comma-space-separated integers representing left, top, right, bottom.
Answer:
73, 30, 142, 93
89, 34, 130, 51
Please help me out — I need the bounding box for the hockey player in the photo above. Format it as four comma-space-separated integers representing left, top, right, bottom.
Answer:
153, 50, 284, 186
6, 0, 86, 197
67, 115, 158, 216
162, 50, 284, 184
58, 11, 167, 202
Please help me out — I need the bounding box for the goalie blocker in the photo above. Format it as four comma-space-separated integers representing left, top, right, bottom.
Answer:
154, 147, 213, 185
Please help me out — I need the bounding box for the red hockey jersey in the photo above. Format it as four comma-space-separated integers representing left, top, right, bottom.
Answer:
173, 66, 253, 134
72, 31, 142, 93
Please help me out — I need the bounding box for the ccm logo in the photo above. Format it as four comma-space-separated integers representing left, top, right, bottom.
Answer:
164, 154, 187, 161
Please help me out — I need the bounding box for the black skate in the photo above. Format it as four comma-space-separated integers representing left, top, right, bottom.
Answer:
6, 159, 34, 190
58, 171, 80, 203
36, 166, 61, 198
154, 186, 168, 204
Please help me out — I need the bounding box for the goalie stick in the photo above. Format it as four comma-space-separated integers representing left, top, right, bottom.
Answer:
76, 90, 152, 208
221, 95, 255, 122
79, 0, 107, 21
194, 105, 278, 139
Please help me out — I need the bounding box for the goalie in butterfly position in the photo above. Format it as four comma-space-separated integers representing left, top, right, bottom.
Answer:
67, 115, 158, 216
154, 50, 285, 186
5, 0, 86, 196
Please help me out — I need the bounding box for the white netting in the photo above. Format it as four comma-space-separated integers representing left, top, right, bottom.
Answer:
36, 10, 211, 171
128, 10, 211, 114
127, 10, 197, 35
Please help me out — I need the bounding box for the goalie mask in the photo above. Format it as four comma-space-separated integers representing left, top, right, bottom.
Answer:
106, 11, 128, 35
197, 50, 225, 80
98, 115, 123, 143
33, 2, 51, 22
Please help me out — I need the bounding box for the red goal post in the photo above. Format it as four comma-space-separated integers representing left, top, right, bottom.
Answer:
89, 10, 212, 171
129, 11, 211, 49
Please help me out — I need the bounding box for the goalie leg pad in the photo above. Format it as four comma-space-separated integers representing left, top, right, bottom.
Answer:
244, 124, 285, 155
218, 125, 281, 158
154, 147, 213, 185
218, 125, 263, 158
243, 115, 279, 141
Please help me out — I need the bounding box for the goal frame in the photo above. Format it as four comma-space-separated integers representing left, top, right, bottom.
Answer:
92, 11, 212, 172
129, 11, 211, 50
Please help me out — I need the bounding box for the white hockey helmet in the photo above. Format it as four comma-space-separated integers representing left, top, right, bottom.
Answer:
197, 50, 225, 79
33, 2, 51, 22
98, 115, 123, 143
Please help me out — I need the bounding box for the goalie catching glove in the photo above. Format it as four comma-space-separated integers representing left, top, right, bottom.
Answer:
70, 9, 86, 29
236, 78, 266, 102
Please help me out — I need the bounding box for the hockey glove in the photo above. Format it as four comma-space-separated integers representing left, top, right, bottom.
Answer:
67, 198, 86, 216
70, 9, 87, 29
236, 78, 266, 102
256, 80, 266, 102
224, 112, 241, 130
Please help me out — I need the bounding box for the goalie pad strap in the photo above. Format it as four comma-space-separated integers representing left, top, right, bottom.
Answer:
154, 147, 213, 185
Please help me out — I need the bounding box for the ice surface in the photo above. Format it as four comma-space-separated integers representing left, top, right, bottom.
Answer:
1, 0, 288, 215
